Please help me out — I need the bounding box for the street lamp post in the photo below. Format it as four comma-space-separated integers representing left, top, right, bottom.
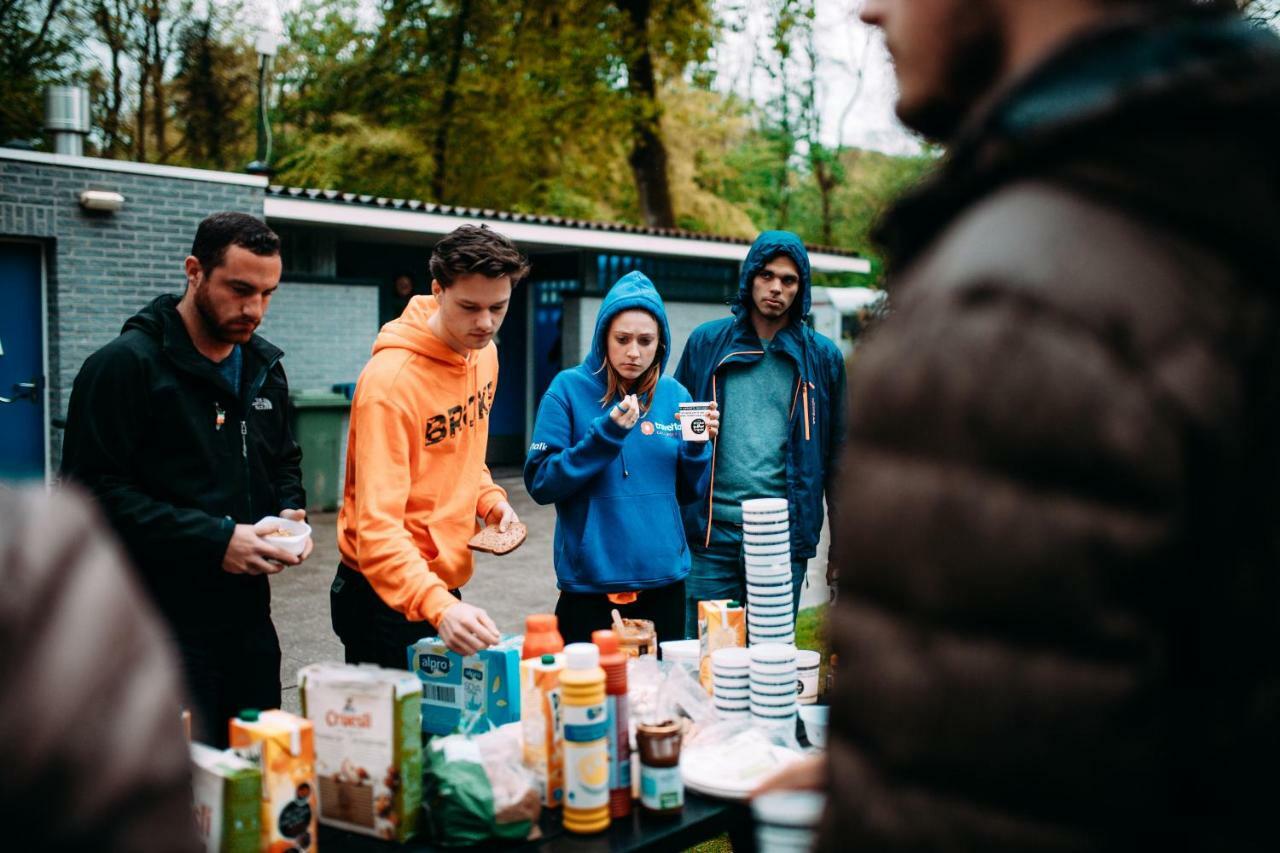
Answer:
247, 22, 280, 176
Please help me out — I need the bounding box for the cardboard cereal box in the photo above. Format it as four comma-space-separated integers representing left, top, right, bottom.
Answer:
298, 662, 423, 842
228, 710, 318, 853
190, 743, 261, 853
407, 634, 522, 735
698, 599, 746, 692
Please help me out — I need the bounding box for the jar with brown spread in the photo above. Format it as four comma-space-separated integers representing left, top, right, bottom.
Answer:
636, 720, 683, 816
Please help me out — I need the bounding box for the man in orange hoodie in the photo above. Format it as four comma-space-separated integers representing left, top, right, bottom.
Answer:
332, 225, 529, 667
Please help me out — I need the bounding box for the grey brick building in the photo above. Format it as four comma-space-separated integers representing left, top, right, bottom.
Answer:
0, 147, 871, 484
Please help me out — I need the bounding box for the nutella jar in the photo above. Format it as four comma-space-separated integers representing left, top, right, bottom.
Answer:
636, 720, 683, 816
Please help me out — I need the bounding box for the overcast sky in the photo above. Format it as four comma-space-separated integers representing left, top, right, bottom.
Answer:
711, 0, 922, 156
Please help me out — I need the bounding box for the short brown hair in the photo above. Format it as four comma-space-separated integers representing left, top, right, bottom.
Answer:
429, 225, 530, 287
191, 212, 279, 275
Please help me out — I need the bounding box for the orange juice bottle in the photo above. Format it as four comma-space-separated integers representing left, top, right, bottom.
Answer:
560, 643, 610, 834
523, 613, 565, 660
592, 630, 632, 820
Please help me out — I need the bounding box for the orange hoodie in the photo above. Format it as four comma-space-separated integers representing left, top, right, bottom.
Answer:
337, 295, 507, 626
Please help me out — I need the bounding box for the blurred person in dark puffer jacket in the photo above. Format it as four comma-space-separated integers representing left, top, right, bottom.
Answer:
0, 486, 199, 852
756, 1, 1280, 850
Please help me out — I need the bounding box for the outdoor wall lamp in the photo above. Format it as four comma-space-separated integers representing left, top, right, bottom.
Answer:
247, 8, 283, 177
79, 189, 125, 212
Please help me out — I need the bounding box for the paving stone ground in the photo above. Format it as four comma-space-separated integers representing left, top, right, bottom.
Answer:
270, 470, 830, 712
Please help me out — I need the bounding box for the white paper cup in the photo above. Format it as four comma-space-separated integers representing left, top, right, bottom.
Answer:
714, 688, 750, 704
678, 402, 713, 442
742, 498, 788, 514
743, 543, 791, 558
752, 633, 796, 646
742, 520, 790, 534
743, 530, 790, 544
711, 647, 751, 668
746, 580, 792, 594
754, 790, 826, 828
715, 699, 749, 712
750, 643, 797, 663
749, 658, 798, 676
799, 704, 828, 744
749, 598, 794, 611
742, 514, 789, 527
253, 515, 312, 557
713, 675, 750, 690
749, 611, 795, 627
745, 565, 791, 579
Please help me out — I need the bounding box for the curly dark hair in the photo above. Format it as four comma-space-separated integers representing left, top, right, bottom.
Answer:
190, 211, 280, 275
429, 224, 530, 288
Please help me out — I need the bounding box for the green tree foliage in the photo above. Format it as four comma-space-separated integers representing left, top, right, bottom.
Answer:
3, 0, 932, 279
0, 0, 79, 143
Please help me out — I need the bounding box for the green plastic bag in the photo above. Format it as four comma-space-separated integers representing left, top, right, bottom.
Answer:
423, 732, 537, 846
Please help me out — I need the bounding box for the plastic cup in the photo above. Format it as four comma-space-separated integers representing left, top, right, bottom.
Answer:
741, 498, 788, 514
799, 705, 827, 745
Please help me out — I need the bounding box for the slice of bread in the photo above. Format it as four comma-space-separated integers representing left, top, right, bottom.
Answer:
467, 521, 528, 555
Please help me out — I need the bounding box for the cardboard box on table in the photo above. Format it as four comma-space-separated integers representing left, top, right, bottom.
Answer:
407, 635, 522, 735
228, 710, 318, 853
298, 662, 423, 842
190, 742, 261, 853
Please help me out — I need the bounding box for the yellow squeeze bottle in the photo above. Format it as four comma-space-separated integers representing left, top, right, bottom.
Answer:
559, 643, 610, 834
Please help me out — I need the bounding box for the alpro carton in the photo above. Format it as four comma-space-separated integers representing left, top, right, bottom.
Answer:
190, 743, 261, 853
298, 662, 423, 842
228, 710, 318, 853
407, 634, 522, 735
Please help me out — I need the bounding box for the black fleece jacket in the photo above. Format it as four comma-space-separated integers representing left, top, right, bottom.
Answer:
60, 294, 304, 633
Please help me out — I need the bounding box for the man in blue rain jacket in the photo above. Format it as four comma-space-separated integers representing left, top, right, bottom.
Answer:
673, 231, 847, 635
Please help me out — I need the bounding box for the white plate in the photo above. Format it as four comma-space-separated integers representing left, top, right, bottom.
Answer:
682, 732, 804, 801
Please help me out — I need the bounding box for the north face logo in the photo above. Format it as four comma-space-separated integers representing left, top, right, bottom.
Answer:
251, 397, 273, 411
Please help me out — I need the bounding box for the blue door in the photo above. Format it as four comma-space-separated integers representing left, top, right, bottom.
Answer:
0, 242, 46, 480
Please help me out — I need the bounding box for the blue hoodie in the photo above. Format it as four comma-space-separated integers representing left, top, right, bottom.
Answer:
673, 231, 847, 561
524, 272, 711, 593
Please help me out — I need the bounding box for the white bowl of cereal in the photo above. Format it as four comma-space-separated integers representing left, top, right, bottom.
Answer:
253, 515, 312, 557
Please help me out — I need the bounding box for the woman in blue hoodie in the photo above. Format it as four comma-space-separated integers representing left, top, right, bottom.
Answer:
525, 272, 716, 644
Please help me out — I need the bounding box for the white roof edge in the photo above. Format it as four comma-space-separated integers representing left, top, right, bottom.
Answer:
0, 147, 268, 188
264, 196, 871, 275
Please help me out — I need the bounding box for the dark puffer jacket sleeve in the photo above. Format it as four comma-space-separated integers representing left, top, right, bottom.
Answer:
818, 185, 1274, 851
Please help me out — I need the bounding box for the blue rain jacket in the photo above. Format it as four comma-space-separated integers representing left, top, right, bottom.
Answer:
672, 231, 847, 560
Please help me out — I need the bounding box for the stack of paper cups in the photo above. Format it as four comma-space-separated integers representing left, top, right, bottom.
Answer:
711, 647, 751, 720
749, 643, 798, 732
742, 498, 795, 645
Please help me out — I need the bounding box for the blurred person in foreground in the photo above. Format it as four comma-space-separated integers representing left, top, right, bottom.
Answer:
759, 1, 1280, 850
59, 212, 311, 746
0, 486, 199, 852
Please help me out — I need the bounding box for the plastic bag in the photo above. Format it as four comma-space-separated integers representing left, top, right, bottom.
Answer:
423, 723, 540, 846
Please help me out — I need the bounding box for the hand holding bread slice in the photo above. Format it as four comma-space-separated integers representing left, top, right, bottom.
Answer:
468, 521, 528, 555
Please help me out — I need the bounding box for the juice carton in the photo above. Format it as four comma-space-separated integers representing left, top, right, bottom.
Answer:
407, 634, 522, 735
298, 662, 424, 842
228, 710, 318, 853
519, 653, 565, 807
698, 600, 746, 692
190, 743, 261, 853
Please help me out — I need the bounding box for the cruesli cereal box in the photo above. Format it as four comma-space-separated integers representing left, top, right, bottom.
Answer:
298, 662, 423, 842
228, 709, 318, 853
190, 742, 261, 853
407, 634, 521, 735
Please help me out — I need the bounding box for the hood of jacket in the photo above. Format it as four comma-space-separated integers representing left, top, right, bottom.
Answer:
372, 294, 471, 368
586, 271, 673, 375
736, 230, 813, 321
877, 8, 1280, 275
121, 293, 282, 377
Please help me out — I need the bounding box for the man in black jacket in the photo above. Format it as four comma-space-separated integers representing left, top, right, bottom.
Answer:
750, 1, 1280, 850
61, 212, 312, 746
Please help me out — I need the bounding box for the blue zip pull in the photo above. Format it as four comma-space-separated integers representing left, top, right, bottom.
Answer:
240, 420, 248, 458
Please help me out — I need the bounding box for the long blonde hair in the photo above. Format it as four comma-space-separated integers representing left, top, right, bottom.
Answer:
595, 312, 663, 414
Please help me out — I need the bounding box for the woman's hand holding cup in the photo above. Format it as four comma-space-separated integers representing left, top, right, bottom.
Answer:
610, 394, 640, 429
